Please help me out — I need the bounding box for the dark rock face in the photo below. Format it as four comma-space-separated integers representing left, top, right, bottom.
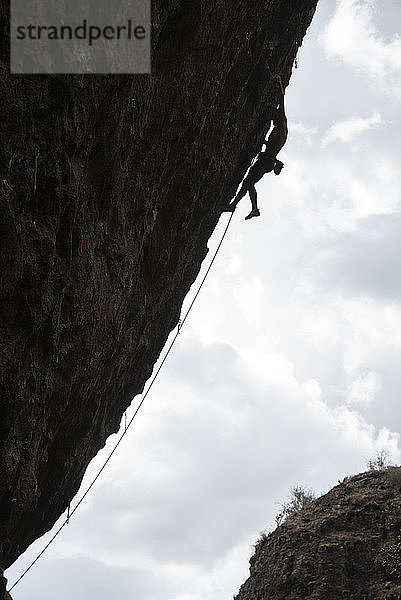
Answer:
235, 469, 401, 600
0, 0, 318, 582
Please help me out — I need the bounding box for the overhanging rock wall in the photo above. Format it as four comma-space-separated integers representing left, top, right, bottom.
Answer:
0, 0, 318, 582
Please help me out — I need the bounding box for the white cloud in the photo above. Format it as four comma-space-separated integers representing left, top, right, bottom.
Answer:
289, 121, 318, 147
321, 0, 401, 97
341, 297, 401, 372
321, 112, 383, 147
347, 370, 382, 406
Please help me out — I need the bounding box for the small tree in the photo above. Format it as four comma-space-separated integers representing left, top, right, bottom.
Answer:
275, 485, 316, 527
367, 449, 391, 471
252, 530, 269, 553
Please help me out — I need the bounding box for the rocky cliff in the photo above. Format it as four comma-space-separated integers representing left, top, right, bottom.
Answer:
235, 468, 401, 600
0, 0, 318, 593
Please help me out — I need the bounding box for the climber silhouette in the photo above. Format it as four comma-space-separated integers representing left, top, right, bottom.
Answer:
225, 83, 288, 220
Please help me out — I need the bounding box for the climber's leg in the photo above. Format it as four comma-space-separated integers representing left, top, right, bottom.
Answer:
225, 182, 249, 212
245, 184, 260, 220
224, 161, 264, 213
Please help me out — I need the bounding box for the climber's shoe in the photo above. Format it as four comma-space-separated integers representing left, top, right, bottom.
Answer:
223, 203, 236, 213
245, 209, 260, 220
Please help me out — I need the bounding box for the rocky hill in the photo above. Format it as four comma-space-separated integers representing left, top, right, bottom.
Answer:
0, 0, 318, 595
235, 468, 401, 600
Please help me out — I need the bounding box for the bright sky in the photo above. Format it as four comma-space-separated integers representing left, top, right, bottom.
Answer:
7, 1, 401, 598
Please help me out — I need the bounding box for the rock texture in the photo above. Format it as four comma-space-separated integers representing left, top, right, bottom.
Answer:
235, 468, 401, 600
0, 0, 318, 589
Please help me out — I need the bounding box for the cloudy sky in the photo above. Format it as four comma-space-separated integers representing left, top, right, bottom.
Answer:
7, 0, 401, 598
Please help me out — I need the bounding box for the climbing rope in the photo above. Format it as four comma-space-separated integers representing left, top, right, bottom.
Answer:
8, 209, 235, 593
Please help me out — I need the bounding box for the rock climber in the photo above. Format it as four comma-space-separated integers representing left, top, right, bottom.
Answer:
225, 84, 288, 220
